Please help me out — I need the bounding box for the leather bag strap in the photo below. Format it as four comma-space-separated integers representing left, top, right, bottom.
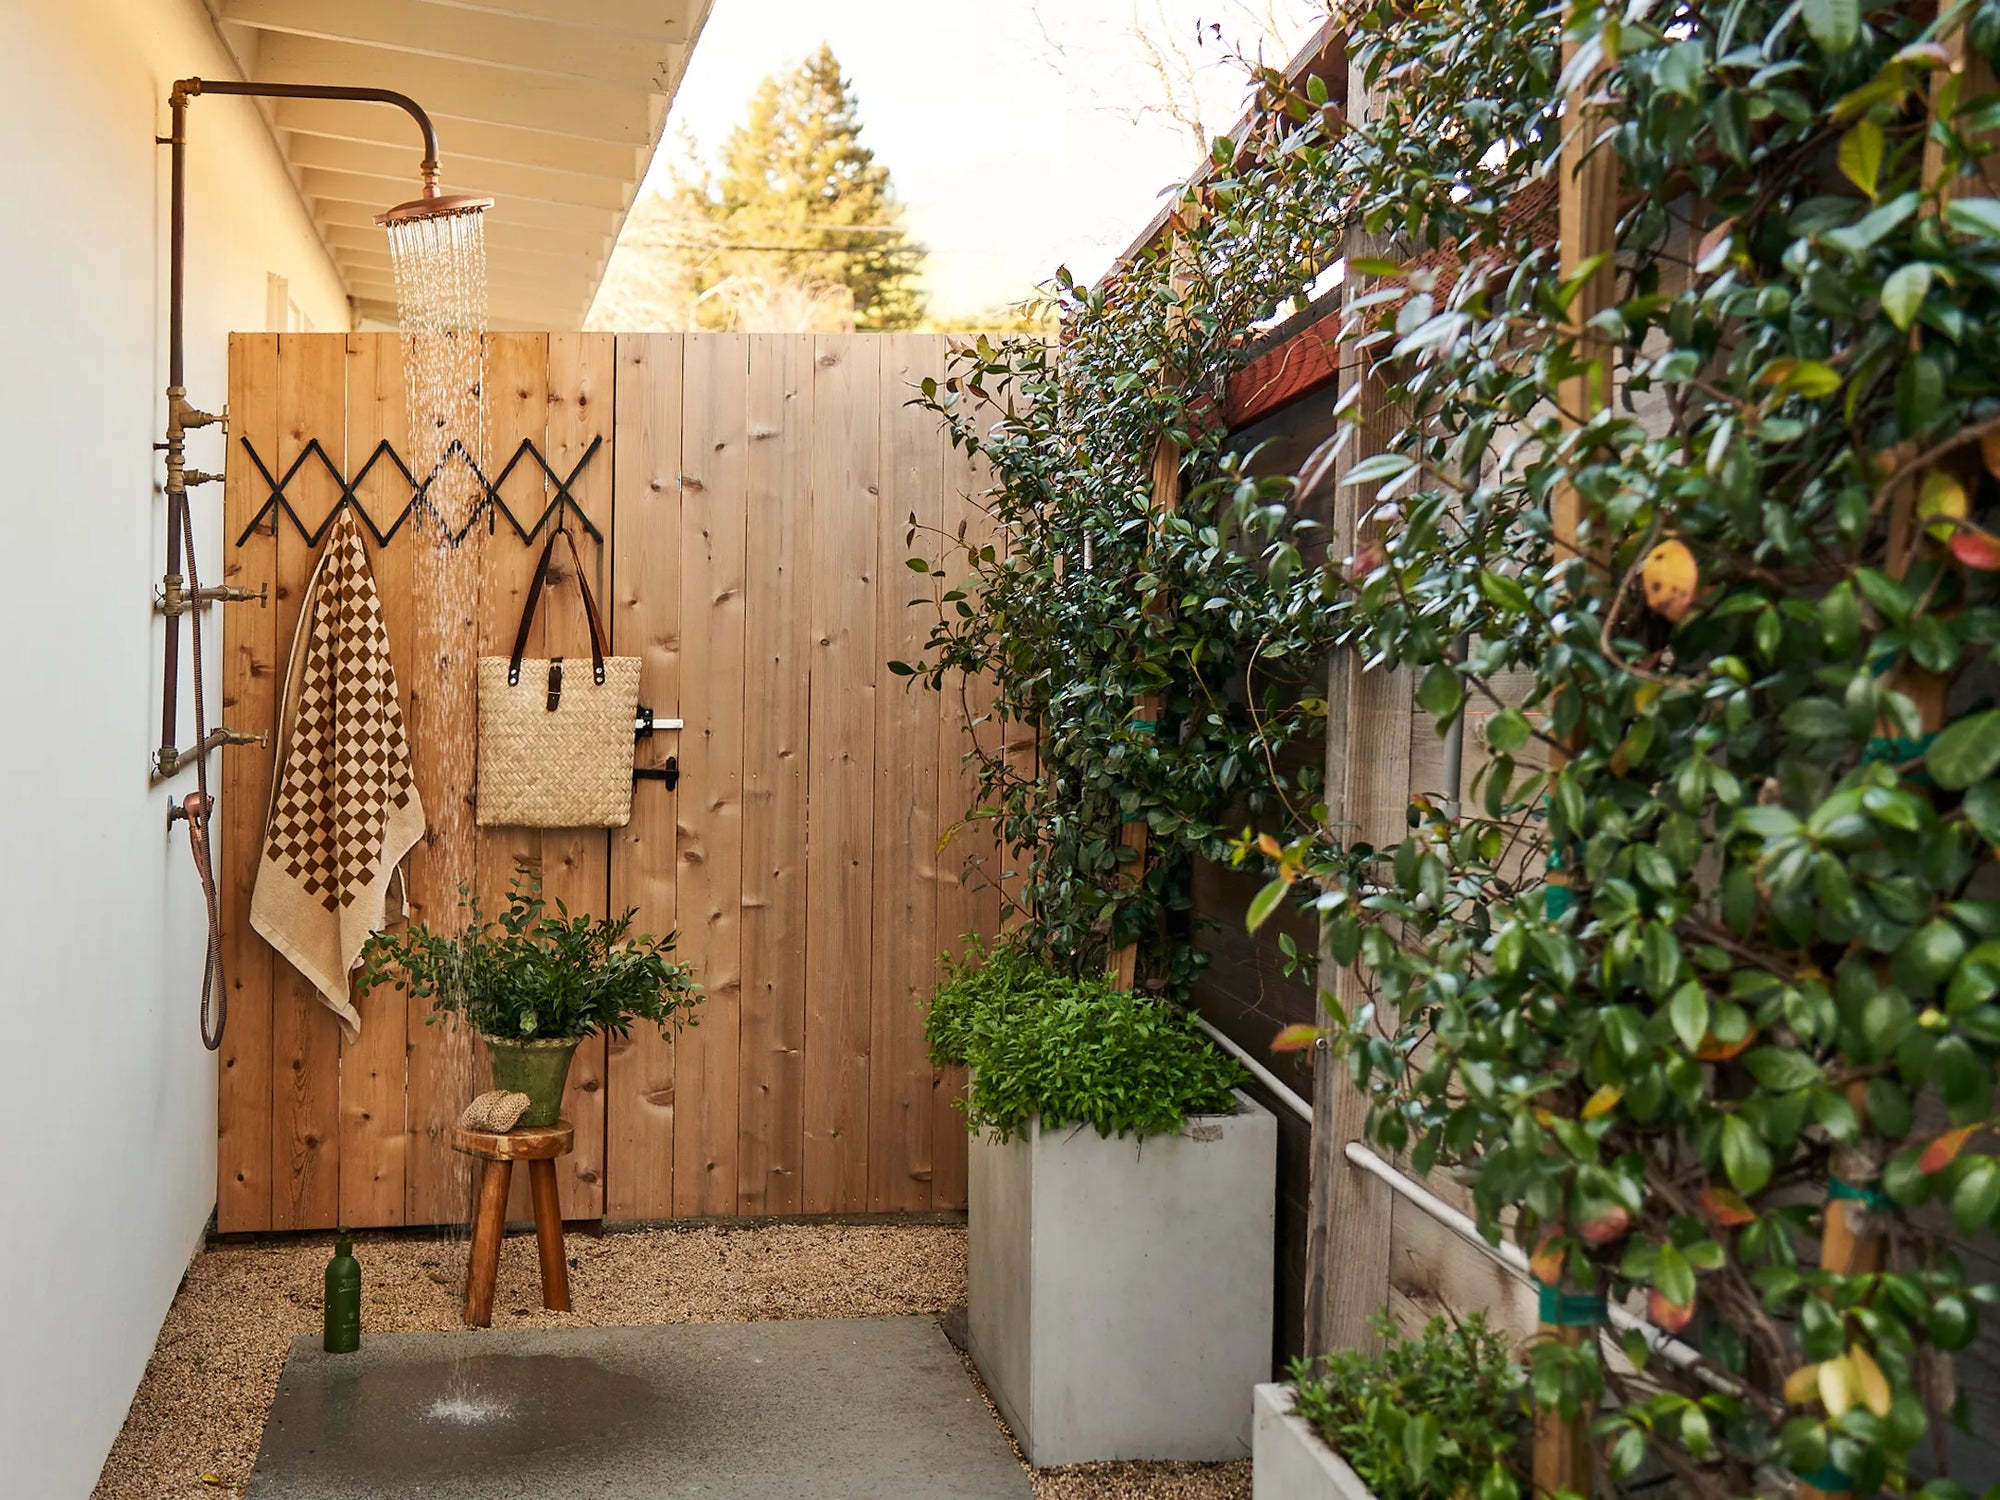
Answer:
508, 527, 608, 685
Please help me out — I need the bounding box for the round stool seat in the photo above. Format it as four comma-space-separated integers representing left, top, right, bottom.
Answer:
451, 1119, 574, 1161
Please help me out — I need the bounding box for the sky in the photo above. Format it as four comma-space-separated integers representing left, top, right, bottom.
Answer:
633, 0, 1329, 321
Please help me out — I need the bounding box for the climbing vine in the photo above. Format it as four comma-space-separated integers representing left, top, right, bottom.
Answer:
900, 72, 1359, 987
1249, 0, 2000, 1496
911, 0, 2000, 1493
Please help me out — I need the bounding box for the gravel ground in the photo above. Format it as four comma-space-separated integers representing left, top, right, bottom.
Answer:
94, 1223, 1248, 1500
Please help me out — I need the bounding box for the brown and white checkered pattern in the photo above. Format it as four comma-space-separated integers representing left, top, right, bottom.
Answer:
261, 512, 415, 913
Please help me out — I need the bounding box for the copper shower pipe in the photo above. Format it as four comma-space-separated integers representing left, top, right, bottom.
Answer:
154, 77, 485, 777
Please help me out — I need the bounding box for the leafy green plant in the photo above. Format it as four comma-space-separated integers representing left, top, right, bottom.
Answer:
1220, 1, 2000, 1496
902, 0, 2000, 1489
929, 939, 1246, 1140
1287, 1312, 1524, 1500
356, 869, 701, 1043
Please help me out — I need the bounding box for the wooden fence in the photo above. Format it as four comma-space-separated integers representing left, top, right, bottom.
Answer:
216, 331, 1001, 1233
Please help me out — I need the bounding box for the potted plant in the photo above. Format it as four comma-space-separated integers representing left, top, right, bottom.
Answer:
931, 939, 1276, 1466
357, 870, 700, 1127
1253, 1312, 1523, 1500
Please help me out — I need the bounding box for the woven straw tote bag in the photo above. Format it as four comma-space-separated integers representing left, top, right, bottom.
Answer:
476, 527, 640, 828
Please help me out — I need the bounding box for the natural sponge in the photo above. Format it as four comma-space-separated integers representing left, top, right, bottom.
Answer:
457, 1089, 533, 1133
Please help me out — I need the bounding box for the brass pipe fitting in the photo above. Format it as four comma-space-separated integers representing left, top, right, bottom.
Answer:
153, 726, 265, 781
159, 576, 267, 617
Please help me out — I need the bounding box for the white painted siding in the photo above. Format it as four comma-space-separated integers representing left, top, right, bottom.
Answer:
0, 2, 346, 1493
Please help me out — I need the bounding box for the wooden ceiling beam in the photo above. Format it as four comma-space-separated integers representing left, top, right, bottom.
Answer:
301, 169, 623, 232
220, 0, 685, 94
274, 99, 648, 180
303, 169, 622, 235
314, 197, 610, 256
285, 136, 632, 212
408, 0, 701, 43
319, 221, 586, 264
255, 33, 662, 145
332, 252, 570, 296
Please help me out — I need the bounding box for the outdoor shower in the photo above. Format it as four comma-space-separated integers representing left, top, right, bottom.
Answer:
158, 76, 491, 1047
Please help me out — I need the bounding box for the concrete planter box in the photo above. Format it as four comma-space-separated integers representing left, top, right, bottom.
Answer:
968, 1090, 1276, 1466
1252, 1382, 1376, 1500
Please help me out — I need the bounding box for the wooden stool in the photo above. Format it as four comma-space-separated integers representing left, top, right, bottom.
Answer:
450, 1118, 575, 1327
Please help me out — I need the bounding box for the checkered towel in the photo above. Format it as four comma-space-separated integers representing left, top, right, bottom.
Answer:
251, 510, 424, 1041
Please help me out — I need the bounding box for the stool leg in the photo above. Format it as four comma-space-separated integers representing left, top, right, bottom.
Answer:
464, 1158, 512, 1328
528, 1158, 572, 1312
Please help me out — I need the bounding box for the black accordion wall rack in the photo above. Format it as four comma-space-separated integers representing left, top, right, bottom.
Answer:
232, 433, 604, 549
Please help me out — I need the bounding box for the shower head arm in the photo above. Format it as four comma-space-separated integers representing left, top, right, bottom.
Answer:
154, 75, 455, 776
171, 77, 442, 182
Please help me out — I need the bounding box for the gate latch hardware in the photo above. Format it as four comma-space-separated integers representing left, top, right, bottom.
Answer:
634, 706, 684, 738
634, 756, 679, 790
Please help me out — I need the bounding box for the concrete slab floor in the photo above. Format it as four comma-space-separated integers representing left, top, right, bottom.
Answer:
246, 1316, 1031, 1499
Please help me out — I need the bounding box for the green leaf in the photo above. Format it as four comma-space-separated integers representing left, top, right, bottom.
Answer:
1722, 1113, 1773, 1195
1246, 876, 1290, 934
1965, 783, 2000, 843
1744, 1046, 1822, 1091
1882, 262, 1936, 331
1952, 1161, 2000, 1232
1945, 197, 2000, 239
1670, 983, 1711, 1053
1775, 359, 1843, 398
1655, 1241, 1696, 1307
1344, 452, 1416, 487
1804, 0, 1861, 53
1418, 664, 1464, 720
1929, 712, 2000, 790
1477, 570, 1533, 614
1404, 1411, 1441, 1485
1735, 806, 1803, 837
1488, 708, 1531, 754
1839, 119, 1884, 197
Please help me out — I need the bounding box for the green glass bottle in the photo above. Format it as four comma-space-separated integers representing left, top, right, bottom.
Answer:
323, 1231, 361, 1353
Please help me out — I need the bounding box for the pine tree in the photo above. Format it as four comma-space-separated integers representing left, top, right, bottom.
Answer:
674, 44, 927, 331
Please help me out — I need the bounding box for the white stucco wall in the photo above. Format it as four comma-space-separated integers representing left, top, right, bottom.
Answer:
0, 2, 346, 1493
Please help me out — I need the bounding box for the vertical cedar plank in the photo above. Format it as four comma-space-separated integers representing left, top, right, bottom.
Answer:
607, 334, 684, 1221
869, 336, 944, 1210
217, 333, 279, 1232
477, 333, 552, 1226
802, 334, 880, 1212
930, 406, 1000, 1210
737, 333, 814, 1214
402, 333, 485, 1228
338, 334, 411, 1227
673, 333, 750, 1217
269, 333, 346, 1231
542, 332, 616, 1220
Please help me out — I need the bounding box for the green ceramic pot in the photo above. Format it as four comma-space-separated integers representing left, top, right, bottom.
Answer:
481, 1034, 580, 1128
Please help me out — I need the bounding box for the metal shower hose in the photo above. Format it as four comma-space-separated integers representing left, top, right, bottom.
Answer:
177, 490, 227, 1051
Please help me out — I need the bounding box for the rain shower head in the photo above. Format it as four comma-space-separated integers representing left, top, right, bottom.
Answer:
377, 186, 495, 228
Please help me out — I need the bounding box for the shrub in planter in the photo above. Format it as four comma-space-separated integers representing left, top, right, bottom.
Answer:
1273, 1313, 1524, 1500
357, 869, 701, 1126
936, 941, 1272, 1464
929, 937, 1248, 1138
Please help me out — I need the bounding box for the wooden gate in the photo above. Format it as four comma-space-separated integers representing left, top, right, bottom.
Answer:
215, 332, 1000, 1232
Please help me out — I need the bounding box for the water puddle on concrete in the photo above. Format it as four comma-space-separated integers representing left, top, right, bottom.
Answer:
263, 1351, 658, 1485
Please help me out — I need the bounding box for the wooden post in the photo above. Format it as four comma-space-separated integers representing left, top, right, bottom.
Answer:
1304, 53, 1407, 1359
1533, 6, 1620, 1494
1109, 206, 1199, 990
